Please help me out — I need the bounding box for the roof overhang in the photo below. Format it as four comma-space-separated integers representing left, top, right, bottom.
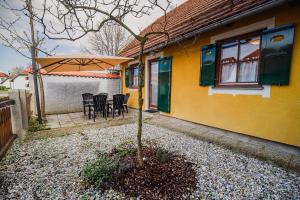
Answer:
129, 0, 293, 57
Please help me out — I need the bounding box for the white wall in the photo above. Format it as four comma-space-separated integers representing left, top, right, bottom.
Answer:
11, 75, 29, 90
29, 75, 120, 114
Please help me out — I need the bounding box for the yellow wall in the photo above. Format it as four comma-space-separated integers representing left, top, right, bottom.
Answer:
123, 5, 300, 147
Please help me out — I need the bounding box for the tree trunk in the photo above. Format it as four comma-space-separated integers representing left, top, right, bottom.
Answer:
27, 0, 42, 123
38, 74, 46, 118
137, 42, 145, 167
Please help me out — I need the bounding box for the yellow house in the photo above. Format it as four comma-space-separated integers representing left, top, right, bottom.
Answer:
119, 0, 300, 147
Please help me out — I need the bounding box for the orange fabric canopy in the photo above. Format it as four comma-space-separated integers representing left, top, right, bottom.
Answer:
35, 54, 133, 72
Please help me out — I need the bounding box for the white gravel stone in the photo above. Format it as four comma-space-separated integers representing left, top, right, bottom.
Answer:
0, 124, 299, 199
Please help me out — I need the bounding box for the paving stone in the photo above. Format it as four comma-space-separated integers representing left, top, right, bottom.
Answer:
46, 123, 61, 129
60, 123, 75, 128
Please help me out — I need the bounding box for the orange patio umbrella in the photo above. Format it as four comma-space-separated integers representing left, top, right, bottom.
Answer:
35, 54, 133, 72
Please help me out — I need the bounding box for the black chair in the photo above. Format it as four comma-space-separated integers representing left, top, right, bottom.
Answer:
98, 92, 108, 96
123, 93, 130, 113
92, 94, 108, 121
82, 93, 93, 115
110, 94, 125, 119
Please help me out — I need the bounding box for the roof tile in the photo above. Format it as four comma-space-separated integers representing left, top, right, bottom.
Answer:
119, 0, 271, 57
0, 72, 9, 78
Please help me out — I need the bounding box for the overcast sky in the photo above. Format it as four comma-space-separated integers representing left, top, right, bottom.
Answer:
0, 0, 185, 73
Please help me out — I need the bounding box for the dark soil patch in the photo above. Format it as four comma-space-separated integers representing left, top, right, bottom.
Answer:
109, 147, 197, 199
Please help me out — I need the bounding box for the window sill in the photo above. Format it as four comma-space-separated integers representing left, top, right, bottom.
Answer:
213, 84, 264, 90
208, 85, 270, 98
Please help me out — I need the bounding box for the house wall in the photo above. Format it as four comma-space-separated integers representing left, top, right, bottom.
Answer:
11, 75, 29, 90
122, 4, 300, 147
29, 75, 120, 114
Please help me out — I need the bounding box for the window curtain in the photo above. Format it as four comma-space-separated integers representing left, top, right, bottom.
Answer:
221, 63, 237, 83
239, 61, 258, 82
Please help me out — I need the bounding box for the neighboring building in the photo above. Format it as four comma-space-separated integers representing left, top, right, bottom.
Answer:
10, 68, 30, 90
0, 72, 10, 88
29, 70, 121, 114
119, 0, 300, 147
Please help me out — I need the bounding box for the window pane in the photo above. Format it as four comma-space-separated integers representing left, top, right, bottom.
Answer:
239, 36, 260, 61
133, 68, 138, 87
221, 41, 238, 61
221, 63, 237, 83
238, 36, 260, 82
151, 61, 159, 106
220, 41, 238, 83
238, 61, 258, 82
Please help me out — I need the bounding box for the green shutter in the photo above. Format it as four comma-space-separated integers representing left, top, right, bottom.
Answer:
125, 66, 130, 87
158, 56, 172, 113
200, 44, 216, 86
259, 24, 295, 85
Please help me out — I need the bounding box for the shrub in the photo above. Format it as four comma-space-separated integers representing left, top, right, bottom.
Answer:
82, 156, 118, 186
155, 148, 169, 163
28, 117, 48, 132
0, 86, 8, 91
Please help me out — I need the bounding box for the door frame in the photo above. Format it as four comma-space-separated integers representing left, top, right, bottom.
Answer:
148, 58, 160, 110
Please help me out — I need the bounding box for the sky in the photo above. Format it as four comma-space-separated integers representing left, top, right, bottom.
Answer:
0, 0, 185, 74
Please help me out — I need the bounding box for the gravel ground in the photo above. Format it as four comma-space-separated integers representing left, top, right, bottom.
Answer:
0, 124, 299, 200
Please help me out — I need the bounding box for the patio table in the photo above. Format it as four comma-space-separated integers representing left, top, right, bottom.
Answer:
87, 99, 113, 120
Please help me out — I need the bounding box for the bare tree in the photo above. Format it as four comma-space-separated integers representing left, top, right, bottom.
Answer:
82, 22, 131, 56
0, 0, 58, 122
9, 66, 25, 76
38, 0, 171, 167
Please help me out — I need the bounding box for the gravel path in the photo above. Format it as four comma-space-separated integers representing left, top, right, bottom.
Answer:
0, 124, 299, 199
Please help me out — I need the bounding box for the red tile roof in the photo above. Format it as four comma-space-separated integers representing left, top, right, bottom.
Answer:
0, 72, 8, 78
119, 0, 278, 57
19, 67, 31, 75
37, 68, 120, 79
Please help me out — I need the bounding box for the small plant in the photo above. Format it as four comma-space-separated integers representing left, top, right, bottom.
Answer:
112, 139, 136, 158
81, 156, 118, 186
0, 86, 8, 91
155, 148, 169, 163
28, 117, 48, 132
114, 148, 136, 158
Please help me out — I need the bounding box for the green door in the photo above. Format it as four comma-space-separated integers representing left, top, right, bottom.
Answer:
158, 57, 172, 113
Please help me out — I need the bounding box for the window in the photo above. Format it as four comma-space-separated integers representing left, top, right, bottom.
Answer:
200, 25, 294, 87
132, 67, 139, 88
126, 65, 139, 88
216, 31, 261, 87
